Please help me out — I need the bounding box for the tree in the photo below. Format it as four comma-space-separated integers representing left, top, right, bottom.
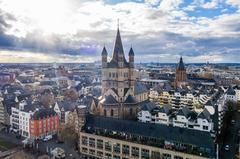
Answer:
64, 88, 78, 101
58, 124, 78, 144
40, 90, 55, 107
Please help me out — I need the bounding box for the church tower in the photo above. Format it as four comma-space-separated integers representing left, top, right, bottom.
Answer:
175, 57, 187, 87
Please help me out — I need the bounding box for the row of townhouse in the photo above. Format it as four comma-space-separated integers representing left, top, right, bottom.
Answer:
10, 100, 59, 139
150, 86, 223, 110
138, 105, 214, 132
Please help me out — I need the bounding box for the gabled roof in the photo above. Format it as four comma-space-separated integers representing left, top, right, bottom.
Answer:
198, 108, 211, 121
103, 95, 118, 105
124, 95, 137, 104
227, 86, 236, 95
158, 105, 172, 115
56, 100, 77, 112
134, 81, 148, 95
176, 107, 191, 118
140, 101, 156, 111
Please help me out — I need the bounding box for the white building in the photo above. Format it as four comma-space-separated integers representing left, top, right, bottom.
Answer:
138, 105, 214, 132
226, 86, 237, 102
10, 100, 34, 138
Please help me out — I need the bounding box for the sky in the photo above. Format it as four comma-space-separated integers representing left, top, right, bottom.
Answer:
0, 0, 239, 63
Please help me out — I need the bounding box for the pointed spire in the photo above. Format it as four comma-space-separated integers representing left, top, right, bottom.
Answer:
177, 56, 185, 70
101, 45, 108, 56
112, 20, 125, 61
129, 46, 134, 56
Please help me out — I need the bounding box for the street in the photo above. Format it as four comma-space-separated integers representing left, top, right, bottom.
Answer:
0, 129, 84, 159
219, 111, 240, 159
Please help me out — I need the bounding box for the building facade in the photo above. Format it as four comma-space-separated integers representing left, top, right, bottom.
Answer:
79, 115, 215, 159
29, 108, 59, 139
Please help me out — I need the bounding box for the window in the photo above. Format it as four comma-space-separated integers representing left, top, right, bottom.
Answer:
105, 142, 112, 151
97, 151, 103, 157
162, 153, 171, 159
89, 138, 95, 147
129, 108, 133, 116
131, 147, 139, 157
105, 153, 112, 159
97, 139, 103, 149
174, 156, 183, 159
141, 148, 149, 159
122, 145, 129, 155
104, 109, 107, 116
111, 109, 114, 117
89, 149, 95, 155
203, 125, 208, 130
113, 143, 121, 153
82, 147, 88, 153
113, 155, 120, 159
152, 151, 161, 159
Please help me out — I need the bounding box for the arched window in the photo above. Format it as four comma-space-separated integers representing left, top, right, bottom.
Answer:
104, 109, 107, 116
111, 109, 114, 116
130, 108, 133, 116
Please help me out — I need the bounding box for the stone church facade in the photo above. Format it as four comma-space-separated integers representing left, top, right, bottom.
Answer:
91, 27, 149, 119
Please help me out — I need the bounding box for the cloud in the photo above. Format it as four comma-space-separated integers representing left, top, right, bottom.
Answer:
0, 0, 239, 63
226, 0, 240, 8
145, 0, 161, 6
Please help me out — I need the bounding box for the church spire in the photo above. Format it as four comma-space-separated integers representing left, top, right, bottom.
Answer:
177, 56, 185, 70
112, 20, 125, 62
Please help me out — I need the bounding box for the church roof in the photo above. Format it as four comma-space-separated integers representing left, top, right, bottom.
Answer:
124, 95, 137, 104
177, 57, 185, 70
134, 81, 148, 95
103, 95, 118, 105
108, 28, 129, 68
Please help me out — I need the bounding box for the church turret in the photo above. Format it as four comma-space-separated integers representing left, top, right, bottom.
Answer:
101, 46, 108, 68
129, 47, 134, 68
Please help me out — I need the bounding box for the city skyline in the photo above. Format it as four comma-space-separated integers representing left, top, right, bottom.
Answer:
0, 0, 240, 63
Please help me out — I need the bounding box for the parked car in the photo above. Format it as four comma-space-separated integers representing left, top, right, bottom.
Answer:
56, 139, 64, 144
224, 145, 229, 151
43, 135, 53, 141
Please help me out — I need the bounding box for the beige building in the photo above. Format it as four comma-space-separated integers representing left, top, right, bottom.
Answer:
78, 115, 215, 159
